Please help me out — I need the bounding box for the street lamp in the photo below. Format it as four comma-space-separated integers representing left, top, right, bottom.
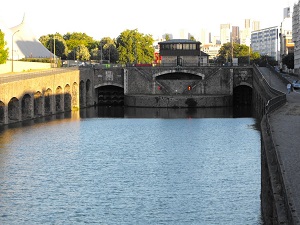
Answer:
11, 30, 20, 72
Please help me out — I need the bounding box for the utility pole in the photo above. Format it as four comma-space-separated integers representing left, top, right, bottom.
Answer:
11, 30, 20, 72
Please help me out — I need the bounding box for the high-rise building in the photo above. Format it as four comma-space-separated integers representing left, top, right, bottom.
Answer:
232, 26, 240, 44
280, 6, 294, 71
293, 1, 300, 72
220, 24, 231, 44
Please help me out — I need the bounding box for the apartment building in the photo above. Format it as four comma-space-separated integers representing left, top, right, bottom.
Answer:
251, 26, 280, 61
293, 1, 300, 72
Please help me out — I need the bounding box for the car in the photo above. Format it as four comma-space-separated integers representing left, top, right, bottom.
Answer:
292, 80, 300, 89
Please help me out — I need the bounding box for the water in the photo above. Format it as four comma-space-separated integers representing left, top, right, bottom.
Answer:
0, 107, 262, 225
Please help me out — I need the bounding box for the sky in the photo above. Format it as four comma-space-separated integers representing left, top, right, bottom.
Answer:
0, 0, 297, 41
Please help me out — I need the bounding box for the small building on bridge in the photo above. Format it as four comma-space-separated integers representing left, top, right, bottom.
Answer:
158, 39, 209, 66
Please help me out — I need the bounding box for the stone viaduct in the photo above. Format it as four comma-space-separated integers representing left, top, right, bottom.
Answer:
0, 65, 269, 125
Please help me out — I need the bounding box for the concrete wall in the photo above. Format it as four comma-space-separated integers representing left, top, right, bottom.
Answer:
251, 66, 292, 224
0, 61, 52, 74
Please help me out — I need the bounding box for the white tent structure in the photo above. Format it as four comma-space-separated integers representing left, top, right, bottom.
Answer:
1, 15, 54, 60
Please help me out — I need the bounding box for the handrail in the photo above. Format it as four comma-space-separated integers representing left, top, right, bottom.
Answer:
254, 64, 297, 224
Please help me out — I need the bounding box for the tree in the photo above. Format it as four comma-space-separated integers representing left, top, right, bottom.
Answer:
282, 53, 294, 69
63, 32, 95, 51
116, 29, 154, 64
0, 30, 9, 64
99, 37, 118, 63
216, 42, 259, 65
39, 33, 68, 59
75, 44, 90, 61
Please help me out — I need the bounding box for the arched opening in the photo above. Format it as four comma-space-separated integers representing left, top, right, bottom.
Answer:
64, 84, 71, 111
8, 97, 20, 122
55, 86, 63, 112
72, 82, 79, 109
45, 88, 52, 115
22, 94, 33, 120
34, 91, 43, 117
233, 85, 252, 106
0, 101, 5, 124
96, 85, 124, 106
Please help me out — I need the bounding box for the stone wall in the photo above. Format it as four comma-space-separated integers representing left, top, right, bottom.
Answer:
125, 95, 232, 108
0, 61, 52, 74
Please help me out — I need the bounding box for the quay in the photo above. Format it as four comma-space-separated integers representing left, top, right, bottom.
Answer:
259, 66, 300, 224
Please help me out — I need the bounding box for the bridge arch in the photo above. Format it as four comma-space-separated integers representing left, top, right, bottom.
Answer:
55, 86, 63, 112
34, 91, 43, 117
44, 88, 53, 115
22, 94, 33, 120
233, 84, 253, 106
72, 82, 79, 109
8, 97, 20, 122
64, 84, 71, 111
0, 101, 4, 124
153, 69, 205, 80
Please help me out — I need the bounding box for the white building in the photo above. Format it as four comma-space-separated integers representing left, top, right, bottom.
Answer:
0, 15, 53, 60
220, 24, 231, 44
251, 26, 280, 62
280, 7, 294, 70
293, 1, 300, 72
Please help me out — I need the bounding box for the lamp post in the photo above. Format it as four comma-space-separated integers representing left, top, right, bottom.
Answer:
11, 30, 20, 72
53, 35, 56, 67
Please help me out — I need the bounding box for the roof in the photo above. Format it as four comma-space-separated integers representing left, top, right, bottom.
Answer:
158, 39, 202, 45
0, 14, 54, 60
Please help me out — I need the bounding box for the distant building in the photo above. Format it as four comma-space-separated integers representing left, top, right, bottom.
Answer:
293, 1, 300, 72
280, 7, 294, 70
220, 24, 231, 44
202, 43, 221, 60
251, 26, 280, 61
232, 26, 240, 44
158, 39, 209, 66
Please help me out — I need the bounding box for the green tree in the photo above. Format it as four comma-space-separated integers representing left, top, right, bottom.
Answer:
63, 32, 95, 51
0, 30, 9, 64
116, 29, 154, 64
282, 53, 294, 69
217, 42, 259, 65
164, 34, 171, 41
99, 37, 118, 63
40, 33, 68, 59
76, 44, 90, 61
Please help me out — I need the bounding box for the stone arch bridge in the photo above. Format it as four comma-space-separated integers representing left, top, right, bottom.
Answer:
0, 66, 261, 125
0, 68, 92, 125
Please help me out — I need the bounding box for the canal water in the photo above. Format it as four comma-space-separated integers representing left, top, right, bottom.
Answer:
0, 106, 262, 225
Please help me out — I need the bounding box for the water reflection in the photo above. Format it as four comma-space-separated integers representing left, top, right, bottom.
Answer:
79, 106, 251, 119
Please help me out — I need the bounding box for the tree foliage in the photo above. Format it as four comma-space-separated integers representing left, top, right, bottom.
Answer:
116, 29, 154, 64
0, 30, 9, 64
64, 32, 95, 51
39, 33, 68, 59
216, 42, 260, 65
282, 53, 294, 69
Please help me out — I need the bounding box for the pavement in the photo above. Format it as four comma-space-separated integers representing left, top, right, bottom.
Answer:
258, 67, 300, 223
